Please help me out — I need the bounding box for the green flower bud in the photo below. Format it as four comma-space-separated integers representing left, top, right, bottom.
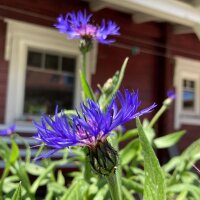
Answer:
79, 38, 93, 54
88, 140, 118, 176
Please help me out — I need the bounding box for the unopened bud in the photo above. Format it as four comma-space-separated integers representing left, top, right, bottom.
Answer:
79, 38, 93, 53
88, 140, 118, 176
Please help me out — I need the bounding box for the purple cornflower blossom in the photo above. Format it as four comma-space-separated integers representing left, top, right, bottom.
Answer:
0, 124, 16, 136
33, 90, 156, 160
54, 10, 120, 44
167, 89, 176, 100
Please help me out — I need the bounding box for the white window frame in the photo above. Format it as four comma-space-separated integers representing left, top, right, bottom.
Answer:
174, 56, 200, 129
3, 19, 97, 131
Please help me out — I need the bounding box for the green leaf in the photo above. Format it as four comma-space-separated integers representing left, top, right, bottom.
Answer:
80, 70, 96, 101
136, 118, 166, 200
47, 182, 66, 195
25, 163, 45, 176
162, 156, 181, 172
120, 139, 140, 166
100, 57, 129, 111
57, 170, 65, 186
154, 130, 185, 149
118, 128, 138, 143
3, 176, 20, 193
167, 184, 200, 200
9, 139, 19, 164
122, 186, 136, 200
122, 178, 143, 194
93, 184, 108, 200
11, 182, 21, 200
176, 191, 188, 200
61, 179, 89, 200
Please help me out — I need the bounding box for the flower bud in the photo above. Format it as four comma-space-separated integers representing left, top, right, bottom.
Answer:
79, 38, 93, 53
88, 140, 118, 176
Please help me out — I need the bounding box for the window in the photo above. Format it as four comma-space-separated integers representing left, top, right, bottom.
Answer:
182, 79, 195, 112
4, 19, 97, 130
174, 56, 200, 128
24, 49, 76, 116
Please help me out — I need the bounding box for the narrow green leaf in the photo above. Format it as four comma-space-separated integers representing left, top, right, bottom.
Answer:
93, 184, 108, 200
25, 163, 45, 176
80, 70, 96, 101
136, 118, 166, 200
9, 139, 19, 164
118, 128, 138, 143
57, 170, 65, 186
122, 178, 143, 194
154, 130, 185, 149
120, 139, 140, 166
47, 182, 66, 195
167, 184, 200, 200
162, 156, 181, 172
11, 182, 21, 200
122, 186, 136, 200
176, 191, 188, 200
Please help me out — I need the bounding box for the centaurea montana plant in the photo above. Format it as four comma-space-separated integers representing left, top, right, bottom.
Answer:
33, 10, 164, 200
34, 10, 140, 200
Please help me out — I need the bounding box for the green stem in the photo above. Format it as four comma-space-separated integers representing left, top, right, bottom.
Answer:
84, 155, 92, 183
148, 105, 166, 128
82, 51, 87, 76
33, 144, 45, 162
148, 96, 173, 128
105, 169, 122, 200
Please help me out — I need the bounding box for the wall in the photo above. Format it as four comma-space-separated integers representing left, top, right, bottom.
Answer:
0, 21, 7, 123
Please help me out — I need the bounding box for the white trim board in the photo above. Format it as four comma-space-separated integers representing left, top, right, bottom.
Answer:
174, 56, 200, 128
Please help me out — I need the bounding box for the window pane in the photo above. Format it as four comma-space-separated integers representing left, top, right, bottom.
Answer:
24, 69, 74, 115
183, 91, 195, 110
27, 51, 42, 68
45, 54, 59, 70
182, 80, 195, 111
62, 57, 76, 73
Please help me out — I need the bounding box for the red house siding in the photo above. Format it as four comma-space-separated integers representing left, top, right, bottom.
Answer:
0, 20, 8, 123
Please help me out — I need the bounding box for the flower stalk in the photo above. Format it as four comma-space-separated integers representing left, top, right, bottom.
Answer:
105, 169, 122, 200
148, 90, 175, 128
81, 50, 87, 77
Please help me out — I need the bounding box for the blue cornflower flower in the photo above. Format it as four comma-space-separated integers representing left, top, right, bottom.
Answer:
167, 89, 176, 100
54, 10, 120, 44
0, 124, 16, 136
163, 89, 176, 107
33, 90, 156, 160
